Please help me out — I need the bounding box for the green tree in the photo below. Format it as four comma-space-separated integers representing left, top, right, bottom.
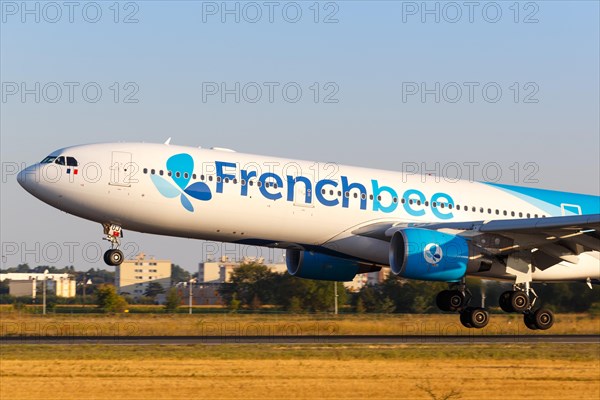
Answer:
144, 282, 165, 298
96, 284, 128, 313
228, 293, 241, 313
171, 264, 190, 284
355, 297, 366, 313
287, 296, 303, 313
164, 287, 181, 313
218, 262, 277, 307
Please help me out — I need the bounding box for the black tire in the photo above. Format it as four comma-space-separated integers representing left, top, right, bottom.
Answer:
436, 290, 451, 312
523, 312, 538, 330
510, 291, 530, 313
460, 308, 473, 328
107, 249, 124, 266
499, 291, 514, 313
533, 308, 554, 330
447, 290, 465, 312
103, 250, 112, 265
469, 307, 490, 329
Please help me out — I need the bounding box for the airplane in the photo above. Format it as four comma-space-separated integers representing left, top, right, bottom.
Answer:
17, 141, 600, 330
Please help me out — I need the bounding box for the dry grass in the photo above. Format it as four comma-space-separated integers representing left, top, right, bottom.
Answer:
1, 344, 599, 400
1, 312, 599, 336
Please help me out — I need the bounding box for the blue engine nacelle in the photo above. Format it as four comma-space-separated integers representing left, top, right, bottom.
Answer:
389, 228, 470, 282
286, 249, 380, 281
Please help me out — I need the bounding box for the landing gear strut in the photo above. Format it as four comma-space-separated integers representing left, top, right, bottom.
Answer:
498, 283, 554, 330
435, 279, 490, 329
102, 223, 124, 266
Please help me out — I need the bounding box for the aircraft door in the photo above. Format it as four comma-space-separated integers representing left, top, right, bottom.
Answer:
293, 182, 314, 208
109, 151, 134, 187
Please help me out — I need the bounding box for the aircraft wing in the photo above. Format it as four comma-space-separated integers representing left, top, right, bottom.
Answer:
352, 214, 600, 269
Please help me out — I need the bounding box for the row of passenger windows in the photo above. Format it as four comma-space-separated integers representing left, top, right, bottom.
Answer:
142, 168, 545, 219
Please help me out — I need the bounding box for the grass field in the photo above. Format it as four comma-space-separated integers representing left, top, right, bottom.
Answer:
1, 344, 599, 399
1, 312, 599, 336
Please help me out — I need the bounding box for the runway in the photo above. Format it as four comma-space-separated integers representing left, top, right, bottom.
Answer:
1, 334, 598, 345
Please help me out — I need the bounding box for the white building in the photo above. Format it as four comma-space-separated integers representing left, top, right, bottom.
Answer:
198, 256, 287, 283
116, 253, 172, 298
0, 273, 76, 298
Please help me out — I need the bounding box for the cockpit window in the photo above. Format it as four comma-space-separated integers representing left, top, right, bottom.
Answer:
66, 157, 78, 167
55, 156, 66, 165
41, 156, 57, 164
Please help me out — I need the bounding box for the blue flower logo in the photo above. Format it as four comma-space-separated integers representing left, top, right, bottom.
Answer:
424, 243, 443, 265
150, 153, 212, 212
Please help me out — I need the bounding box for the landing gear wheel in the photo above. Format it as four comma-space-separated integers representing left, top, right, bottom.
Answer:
104, 249, 124, 266
469, 307, 490, 329
533, 308, 554, 330
436, 290, 465, 312
523, 312, 538, 330
103, 250, 111, 265
447, 290, 465, 312
510, 291, 530, 313
459, 309, 473, 328
499, 291, 514, 313
436, 290, 452, 312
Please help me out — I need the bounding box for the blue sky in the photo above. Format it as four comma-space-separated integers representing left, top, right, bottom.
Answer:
1, 1, 599, 272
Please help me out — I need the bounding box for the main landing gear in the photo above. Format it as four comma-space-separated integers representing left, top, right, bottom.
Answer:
436, 279, 490, 329
435, 280, 555, 330
102, 223, 124, 266
499, 283, 554, 330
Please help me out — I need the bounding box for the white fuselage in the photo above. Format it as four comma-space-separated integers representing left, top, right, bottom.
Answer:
17, 142, 600, 282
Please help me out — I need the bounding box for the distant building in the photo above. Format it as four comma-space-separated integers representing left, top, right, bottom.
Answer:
8, 280, 37, 297
198, 256, 287, 284
0, 273, 76, 298
367, 268, 390, 285
116, 253, 171, 298
166, 283, 223, 306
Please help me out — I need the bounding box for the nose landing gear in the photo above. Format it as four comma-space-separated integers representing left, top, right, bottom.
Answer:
102, 223, 124, 266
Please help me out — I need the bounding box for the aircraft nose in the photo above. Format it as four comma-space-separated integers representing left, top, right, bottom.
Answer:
17, 165, 38, 193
